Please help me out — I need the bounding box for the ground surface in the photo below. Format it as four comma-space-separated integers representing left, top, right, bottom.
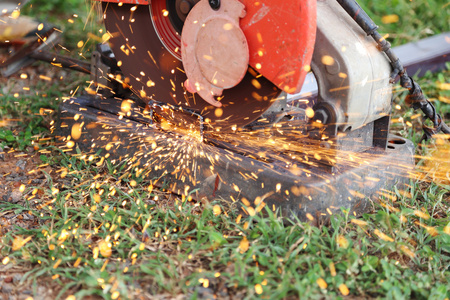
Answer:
0, 150, 65, 300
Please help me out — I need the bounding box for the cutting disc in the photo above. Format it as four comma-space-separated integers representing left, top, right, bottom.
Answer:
103, 1, 309, 130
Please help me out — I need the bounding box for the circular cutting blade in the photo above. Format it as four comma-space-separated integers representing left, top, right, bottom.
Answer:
103, 2, 281, 131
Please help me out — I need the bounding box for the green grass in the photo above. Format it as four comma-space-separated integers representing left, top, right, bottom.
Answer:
359, 0, 450, 46
1, 154, 449, 299
0, 0, 449, 299
22, 0, 103, 52
0, 73, 88, 150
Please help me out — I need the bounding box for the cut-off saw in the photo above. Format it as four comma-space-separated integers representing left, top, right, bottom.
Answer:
4, 0, 450, 223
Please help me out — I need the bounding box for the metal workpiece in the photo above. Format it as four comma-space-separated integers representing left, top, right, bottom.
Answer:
56, 96, 414, 223
393, 32, 450, 78
0, 0, 29, 15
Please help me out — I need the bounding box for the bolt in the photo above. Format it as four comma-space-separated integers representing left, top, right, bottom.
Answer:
179, 0, 192, 14
209, 0, 220, 10
314, 109, 328, 124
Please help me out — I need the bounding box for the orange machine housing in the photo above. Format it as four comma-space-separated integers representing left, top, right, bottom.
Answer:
97, 0, 316, 95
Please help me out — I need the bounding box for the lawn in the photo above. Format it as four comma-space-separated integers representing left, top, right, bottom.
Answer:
0, 0, 449, 299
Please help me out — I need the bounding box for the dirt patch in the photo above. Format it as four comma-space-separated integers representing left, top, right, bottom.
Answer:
0, 149, 49, 231
0, 149, 64, 300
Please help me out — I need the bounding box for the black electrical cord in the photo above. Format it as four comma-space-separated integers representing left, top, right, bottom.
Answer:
336, 0, 450, 142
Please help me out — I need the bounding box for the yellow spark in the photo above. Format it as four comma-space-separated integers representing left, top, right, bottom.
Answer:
276, 183, 281, 192
255, 284, 263, 295
223, 23, 233, 30
251, 79, 262, 89
414, 210, 430, 220
306, 213, 314, 221
121, 100, 132, 113
339, 283, 350, 296
316, 278, 328, 289
305, 107, 315, 119
38, 74, 51, 81
236, 214, 242, 224
336, 235, 349, 248
11, 10, 20, 19
53, 258, 62, 269
351, 219, 368, 226
373, 229, 394, 242
381, 14, 399, 24
239, 236, 249, 254
438, 82, 450, 90
400, 245, 416, 258
203, 55, 213, 61
329, 262, 336, 276
321, 55, 334, 66
102, 33, 111, 43
256, 32, 263, 43
73, 257, 82, 267
245, 206, 256, 216
214, 108, 223, 117
439, 95, 450, 104
400, 215, 407, 223
12, 236, 32, 251
213, 205, 221, 216
203, 279, 209, 288
71, 123, 82, 140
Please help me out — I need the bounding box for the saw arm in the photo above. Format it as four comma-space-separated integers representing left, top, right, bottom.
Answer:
101, 0, 316, 130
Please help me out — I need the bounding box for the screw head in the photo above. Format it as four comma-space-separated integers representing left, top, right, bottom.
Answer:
314, 109, 329, 124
